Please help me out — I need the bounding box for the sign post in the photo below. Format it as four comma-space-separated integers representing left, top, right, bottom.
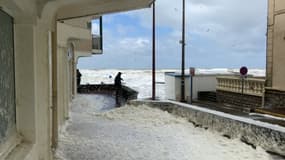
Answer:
240, 66, 248, 95
190, 67, 195, 104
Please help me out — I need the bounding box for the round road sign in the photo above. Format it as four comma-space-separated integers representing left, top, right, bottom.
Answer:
240, 66, 248, 76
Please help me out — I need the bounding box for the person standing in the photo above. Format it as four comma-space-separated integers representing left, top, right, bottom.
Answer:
77, 69, 82, 87
114, 72, 123, 106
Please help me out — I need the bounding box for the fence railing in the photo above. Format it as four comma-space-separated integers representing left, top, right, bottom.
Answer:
216, 76, 265, 96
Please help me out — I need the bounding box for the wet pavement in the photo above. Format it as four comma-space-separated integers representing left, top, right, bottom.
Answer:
54, 94, 284, 160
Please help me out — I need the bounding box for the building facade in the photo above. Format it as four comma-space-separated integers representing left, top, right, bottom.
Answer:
0, 0, 153, 159
265, 0, 285, 108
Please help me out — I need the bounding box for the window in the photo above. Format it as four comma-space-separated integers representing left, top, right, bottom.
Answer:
92, 17, 103, 54
0, 10, 16, 145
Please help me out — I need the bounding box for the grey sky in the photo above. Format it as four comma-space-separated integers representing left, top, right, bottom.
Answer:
78, 0, 268, 69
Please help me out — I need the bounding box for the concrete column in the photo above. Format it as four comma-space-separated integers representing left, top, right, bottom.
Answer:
33, 23, 53, 159
266, 0, 275, 87
14, 23, 36, 143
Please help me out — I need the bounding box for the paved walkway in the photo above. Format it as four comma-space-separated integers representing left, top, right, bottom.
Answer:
54, 94, 283, 160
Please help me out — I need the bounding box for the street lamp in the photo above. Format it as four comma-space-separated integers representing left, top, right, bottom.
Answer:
181, 0, 186, 102
152, 1, 156, 100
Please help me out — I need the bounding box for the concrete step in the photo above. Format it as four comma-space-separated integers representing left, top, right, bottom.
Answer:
255, 108, 285, 118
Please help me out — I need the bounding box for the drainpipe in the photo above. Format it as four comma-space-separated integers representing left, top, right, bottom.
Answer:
181, 0, 186, 102
152, 1, 156, 100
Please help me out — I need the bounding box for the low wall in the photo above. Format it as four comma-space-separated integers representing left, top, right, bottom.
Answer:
130, 100, 285, 157
265, 88, 285, 108
198, 91, 217, 102
78, 84, 138, 101
217, 90, 262, 109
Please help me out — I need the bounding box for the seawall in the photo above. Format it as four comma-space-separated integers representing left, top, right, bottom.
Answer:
129, 100, 285, 157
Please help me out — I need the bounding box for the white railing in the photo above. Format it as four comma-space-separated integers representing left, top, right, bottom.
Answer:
217, 76, 265, 96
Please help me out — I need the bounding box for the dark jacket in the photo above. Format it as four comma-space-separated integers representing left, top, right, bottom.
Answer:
114, 72, 123, 87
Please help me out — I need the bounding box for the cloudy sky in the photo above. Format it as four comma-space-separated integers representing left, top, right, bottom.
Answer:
78, 0, 268, 69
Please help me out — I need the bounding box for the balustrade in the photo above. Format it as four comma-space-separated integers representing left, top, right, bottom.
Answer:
217, 76, 265, 96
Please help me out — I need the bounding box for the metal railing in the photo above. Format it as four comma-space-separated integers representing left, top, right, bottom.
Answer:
217, 76, 265, 96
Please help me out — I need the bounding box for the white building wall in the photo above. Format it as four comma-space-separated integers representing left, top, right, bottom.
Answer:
165, 73, 190, 102
165, 74, 176, 100
57, 45, 73, 125
192, 76, 217, 99
165, 73, 217, 102
7, 20, 53, 160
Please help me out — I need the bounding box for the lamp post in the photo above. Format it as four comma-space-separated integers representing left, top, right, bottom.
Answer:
180, 0, 186, 102
152, 1, 156, 100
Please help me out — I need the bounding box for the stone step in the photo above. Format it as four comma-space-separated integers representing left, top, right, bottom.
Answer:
255, 108, 285, 118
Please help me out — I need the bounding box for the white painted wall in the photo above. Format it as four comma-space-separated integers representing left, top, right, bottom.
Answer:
165, 73, 190, 102
165, 73, 217, 102
165, 73, 176, 100
192, 75, 217, 99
